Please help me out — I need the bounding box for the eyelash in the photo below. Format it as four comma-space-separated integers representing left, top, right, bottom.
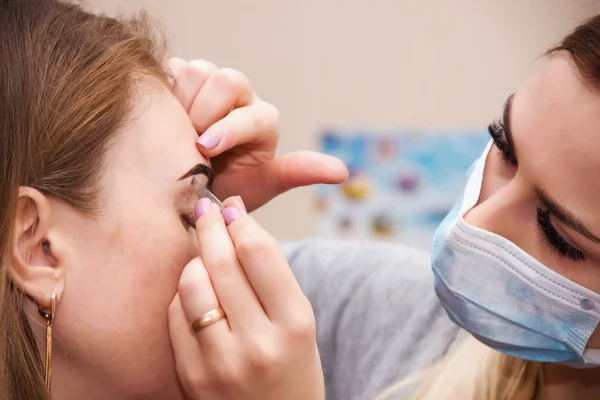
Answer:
487, 120, 586, 262
488, 120, 518, 166
537, 208, 585, 261
181, 214, 196, 230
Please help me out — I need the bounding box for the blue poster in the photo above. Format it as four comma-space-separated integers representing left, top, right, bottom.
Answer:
315, 129, 489, 250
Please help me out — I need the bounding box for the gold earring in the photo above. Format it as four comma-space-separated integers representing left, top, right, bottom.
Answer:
38, 292, 57, 393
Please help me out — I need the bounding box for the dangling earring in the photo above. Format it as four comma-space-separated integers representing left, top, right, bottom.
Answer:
38, 292, 57, 393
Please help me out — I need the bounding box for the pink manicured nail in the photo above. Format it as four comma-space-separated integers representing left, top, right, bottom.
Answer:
222, 206, 241, 225
194, 198, 212, 219
196, 130, 221, 150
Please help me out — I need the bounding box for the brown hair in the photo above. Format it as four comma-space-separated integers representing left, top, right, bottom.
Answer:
548, 14, 600, 90
0, 1, 167, 398
378, 13, 600, 400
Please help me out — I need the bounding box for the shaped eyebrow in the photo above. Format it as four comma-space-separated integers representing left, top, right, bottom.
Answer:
178, 163, 214, 187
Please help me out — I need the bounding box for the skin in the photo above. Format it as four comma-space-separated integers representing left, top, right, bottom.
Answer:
168, 59, 348, 211
465, 52, 600, 399
30, 85, 211, 399
12, 62, 330, 400
18, 47, 600, 399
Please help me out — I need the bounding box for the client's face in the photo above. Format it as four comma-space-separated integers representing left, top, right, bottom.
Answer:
50, 85, 208, 398
466, 53, 600, 344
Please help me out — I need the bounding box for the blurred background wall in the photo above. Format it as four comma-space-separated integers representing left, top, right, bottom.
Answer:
85, 0, 599, 240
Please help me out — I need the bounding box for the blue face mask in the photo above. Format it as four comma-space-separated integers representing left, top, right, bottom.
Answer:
431, 142, 600, 367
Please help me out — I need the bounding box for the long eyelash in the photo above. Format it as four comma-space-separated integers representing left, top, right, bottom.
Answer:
488, 120, 518, 166
536, 207, 585, 261
181, 214, 197, 230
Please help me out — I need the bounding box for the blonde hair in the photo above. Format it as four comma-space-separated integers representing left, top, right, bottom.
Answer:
376, 336, 543, 400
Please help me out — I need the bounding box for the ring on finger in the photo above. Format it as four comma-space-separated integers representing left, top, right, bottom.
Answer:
190, 307, 227, 332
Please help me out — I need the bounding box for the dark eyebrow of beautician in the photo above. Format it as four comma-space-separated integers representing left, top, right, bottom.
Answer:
535, 187, 600, 244
178, 163, 214, 187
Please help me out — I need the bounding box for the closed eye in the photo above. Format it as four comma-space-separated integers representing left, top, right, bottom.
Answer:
488, 120, 517, 166
181, 212, 196, 230
537, 207, 585, 261
488, 94, 587, 262
177, 162, 212, 231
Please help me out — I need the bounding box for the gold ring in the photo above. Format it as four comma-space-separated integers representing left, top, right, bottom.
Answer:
190, 307, 226, 332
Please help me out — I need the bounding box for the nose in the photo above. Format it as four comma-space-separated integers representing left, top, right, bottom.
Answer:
464, 174, 539, 253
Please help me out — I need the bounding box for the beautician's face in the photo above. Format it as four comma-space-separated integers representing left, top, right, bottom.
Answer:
48, 84, 206, 399
466, 52, 600, 344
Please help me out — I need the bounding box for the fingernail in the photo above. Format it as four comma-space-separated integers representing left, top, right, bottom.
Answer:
222, 206, 241, 226
233, 196, 247, 214
194, 198, 212, 219
196, 130, 221, 150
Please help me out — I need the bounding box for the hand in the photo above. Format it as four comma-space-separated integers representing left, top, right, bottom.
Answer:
168, 58, 348, 212
168, 196, 325, 400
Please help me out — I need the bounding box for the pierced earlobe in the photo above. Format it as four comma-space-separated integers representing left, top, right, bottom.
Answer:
38, 291, 57, 393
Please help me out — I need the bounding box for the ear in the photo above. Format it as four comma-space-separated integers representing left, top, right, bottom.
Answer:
10, 187, 66, 309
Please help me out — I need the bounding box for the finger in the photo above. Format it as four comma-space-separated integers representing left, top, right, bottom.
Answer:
211, 151, 349, 212
222, 205, 309, 324
265, 151, 349, 188
222, 195, 247, 213
168, 293, 207, 384
166, 57, 187, 87
172, 60, 218, 113
193, 199, 267, 332
195, 100, 279, 157
178, 257, 232, 348
190, 68, 256, 138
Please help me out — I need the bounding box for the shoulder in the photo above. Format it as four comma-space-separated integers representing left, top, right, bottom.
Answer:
282, 238, 432, 293
281, 239, 461, 400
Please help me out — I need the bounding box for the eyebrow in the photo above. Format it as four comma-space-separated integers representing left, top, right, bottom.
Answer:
535, 187, 600, 244
501, 94, 600, 244
178, 163, 214, 187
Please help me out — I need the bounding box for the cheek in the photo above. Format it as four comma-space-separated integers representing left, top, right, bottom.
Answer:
86, 214, 193, 310
56, 211, 196, 394
465, 150, 600, 295
464, 148, 539, 248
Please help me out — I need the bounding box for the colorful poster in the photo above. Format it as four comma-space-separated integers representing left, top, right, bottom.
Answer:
315, 129, 489, 251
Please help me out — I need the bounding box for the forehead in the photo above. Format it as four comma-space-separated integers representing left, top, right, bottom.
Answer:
104, 83, 205, 199
512, 54, 600, 223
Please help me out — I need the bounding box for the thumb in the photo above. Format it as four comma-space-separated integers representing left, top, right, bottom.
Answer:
213, 151, 348, 212
270, 151, 349, 189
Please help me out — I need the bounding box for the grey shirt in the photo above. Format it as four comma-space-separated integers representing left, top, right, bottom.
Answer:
282, 239, 462, 400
